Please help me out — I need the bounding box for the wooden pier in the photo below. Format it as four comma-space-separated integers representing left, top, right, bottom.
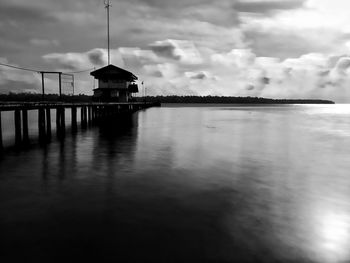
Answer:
0, 102, 159, 150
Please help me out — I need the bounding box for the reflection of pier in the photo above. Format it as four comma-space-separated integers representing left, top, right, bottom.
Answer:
0, 102, 159, 150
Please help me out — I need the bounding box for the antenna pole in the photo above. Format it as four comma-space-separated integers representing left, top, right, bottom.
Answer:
105, 0, 111, 65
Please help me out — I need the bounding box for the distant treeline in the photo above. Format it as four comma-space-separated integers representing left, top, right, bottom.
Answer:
0, 93, 335, 104
136, 96, 335, 104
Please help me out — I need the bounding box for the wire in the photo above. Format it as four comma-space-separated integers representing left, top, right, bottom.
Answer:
0, 62, 40, 73
0, 61, 94, 75
65, 68, 95, 74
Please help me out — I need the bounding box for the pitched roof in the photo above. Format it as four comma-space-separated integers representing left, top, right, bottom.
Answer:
90, 64, 138, 81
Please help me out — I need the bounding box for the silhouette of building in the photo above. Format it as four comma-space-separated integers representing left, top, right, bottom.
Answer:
90, 65, 139, 102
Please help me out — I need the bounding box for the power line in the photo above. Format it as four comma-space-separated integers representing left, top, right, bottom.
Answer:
0, 62, 40, 73
0, 61, 94, 75
65, 68, 95, 74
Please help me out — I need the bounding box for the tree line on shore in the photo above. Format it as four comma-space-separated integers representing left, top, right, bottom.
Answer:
0, 93, 334, 104
136, 95, 335, 104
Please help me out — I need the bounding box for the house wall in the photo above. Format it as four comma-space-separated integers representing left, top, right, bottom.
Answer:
98, 80, 130, 89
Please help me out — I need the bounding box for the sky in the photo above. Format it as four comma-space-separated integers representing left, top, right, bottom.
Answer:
1, 0, 350, 102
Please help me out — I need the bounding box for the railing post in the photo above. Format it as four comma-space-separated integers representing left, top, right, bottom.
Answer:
22, 109, 29, 145
15, 109, 22, 147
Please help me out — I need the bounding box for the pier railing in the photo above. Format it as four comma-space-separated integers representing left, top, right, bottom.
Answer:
0, 102, 159, 150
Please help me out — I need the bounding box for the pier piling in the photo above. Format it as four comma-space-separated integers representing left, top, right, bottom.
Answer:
0, 111, 3, 151
60, 107, 65, 137
38, 108, 46, 142
56, 107, 65, 139
0, 102, 159, 150
46, 108, 51, 140
15, 109, 22, 147
22, 109, 29, 145
71, 106, 77, 132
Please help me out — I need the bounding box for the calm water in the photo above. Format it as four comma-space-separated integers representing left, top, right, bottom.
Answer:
1, 104, 350, 262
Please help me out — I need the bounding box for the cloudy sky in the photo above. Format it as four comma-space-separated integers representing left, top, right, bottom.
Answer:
1, 0, 350, 102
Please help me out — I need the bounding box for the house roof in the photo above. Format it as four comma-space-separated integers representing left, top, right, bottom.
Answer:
90, 64, 138, 81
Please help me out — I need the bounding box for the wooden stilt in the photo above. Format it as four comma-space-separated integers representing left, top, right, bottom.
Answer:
71, 106, 77, 132
56, 107, 64, 138
81, 107, 86, 128
22, 109, 29, 145
88, 106, 92, 125
84, 106, 88, 126
46, 108, 51, 140
0, 111, 3, 151
38, 108, 46, 143
56, 107, 61, 134
15, 109, 22, 146
60, 107, 65, 136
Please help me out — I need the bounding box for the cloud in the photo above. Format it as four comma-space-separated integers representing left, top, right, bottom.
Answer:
334, 57, 350, 74
87, 49, 106, 66
30, 38, 60, 47
186, 71, 208, 80
234, 0, 306, 14
150, 39, 203, 64
42, 49, 125, 71
150, 41, 180, 60
2, 0, 350, 101
0, 2, 54, 24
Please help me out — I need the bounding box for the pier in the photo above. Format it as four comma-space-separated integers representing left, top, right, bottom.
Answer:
0, 102, 159, 150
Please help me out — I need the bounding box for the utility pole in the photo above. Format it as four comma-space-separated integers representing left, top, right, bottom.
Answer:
41, 72, 45, 100
72, 75, 75, 95
104, 0, 111, 65
59, 72, 62, 99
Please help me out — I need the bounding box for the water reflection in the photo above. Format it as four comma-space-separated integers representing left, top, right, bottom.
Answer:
1, 105, 350, 262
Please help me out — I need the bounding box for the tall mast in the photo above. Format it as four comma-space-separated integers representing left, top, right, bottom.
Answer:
104, 0, 111, 65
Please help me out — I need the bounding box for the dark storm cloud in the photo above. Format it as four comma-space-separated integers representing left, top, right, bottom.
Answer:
246, 84, 255, 90
234, 0, 305, 14
261, 77, 270, 84
0, 2, 54, 24
150, 70, 163, 78
88, 49, 105, 66
149, 42, 180, 60
135, 0, 211, 9
317, 70, 330, 77
190, 72, 207, 80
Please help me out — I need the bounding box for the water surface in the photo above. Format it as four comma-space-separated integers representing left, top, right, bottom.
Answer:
1, 104, 350, 262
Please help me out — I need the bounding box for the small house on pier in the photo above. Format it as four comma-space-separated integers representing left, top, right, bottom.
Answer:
90, 65, 139, 102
